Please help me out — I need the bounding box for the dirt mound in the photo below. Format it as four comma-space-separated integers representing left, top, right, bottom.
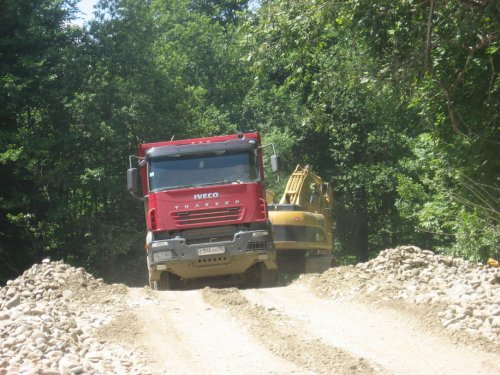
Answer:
300, 246, 500, 348
0, 259, 150, 374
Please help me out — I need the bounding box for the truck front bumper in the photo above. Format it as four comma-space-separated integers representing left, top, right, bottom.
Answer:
147, 229, 277, 280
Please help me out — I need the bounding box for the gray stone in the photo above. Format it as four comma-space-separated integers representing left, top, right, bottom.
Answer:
0, 312, 10, 320
491, 316, 500, 329
4, 295, 20, 309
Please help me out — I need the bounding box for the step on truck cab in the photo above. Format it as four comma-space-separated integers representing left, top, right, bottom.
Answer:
127, 132, 279, 289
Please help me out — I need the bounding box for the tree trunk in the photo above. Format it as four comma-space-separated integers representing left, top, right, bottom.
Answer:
355, 188, 369, 262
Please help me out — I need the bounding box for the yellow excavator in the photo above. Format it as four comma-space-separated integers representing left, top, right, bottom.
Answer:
267, 165, 335, 274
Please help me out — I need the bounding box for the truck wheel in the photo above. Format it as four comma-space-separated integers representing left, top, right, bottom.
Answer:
153, 271, 172, 291
258, 263, 277, 288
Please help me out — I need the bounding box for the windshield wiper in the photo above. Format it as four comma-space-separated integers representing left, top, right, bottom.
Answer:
201, 180, 232, 186
153, 184, 196, 192
154, 179, 250, 191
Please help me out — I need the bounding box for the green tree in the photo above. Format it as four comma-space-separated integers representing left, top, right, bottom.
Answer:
0, 0, 84, 281
352, 0, 499, 259
190, 0, 250, 25
242, 0, 414, 261
57, 0, 253, 281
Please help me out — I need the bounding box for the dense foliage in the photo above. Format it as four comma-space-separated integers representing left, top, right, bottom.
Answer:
1, 0, 498, 283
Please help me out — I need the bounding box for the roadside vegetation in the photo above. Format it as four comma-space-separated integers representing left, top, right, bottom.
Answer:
1, 0, 498, 284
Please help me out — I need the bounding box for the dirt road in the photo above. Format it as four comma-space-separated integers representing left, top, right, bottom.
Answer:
3, 247, 498, 374
100, 282, 500, 375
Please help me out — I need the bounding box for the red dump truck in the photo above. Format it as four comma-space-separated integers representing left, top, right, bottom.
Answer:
127, 132, 279, 289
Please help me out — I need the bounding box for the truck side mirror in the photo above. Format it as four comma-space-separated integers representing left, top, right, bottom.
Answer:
270, 155, 280, 173
321, 182, 329, 195
127, 168, 138, 193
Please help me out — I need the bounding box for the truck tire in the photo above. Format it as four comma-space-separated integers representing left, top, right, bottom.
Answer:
153, 271, 172, 291
258, 263, 277, 288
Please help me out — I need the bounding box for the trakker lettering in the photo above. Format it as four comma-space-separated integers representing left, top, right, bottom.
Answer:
194, 192, 219, 200
174, 200, 240, 210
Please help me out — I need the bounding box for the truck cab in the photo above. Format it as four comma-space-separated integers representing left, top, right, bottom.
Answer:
128, 132, 278, 289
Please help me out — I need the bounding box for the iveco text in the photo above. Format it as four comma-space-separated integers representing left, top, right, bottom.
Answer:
194, 192, 219, 200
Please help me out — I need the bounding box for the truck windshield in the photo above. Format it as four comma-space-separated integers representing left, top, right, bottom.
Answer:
148, 151, 260, 192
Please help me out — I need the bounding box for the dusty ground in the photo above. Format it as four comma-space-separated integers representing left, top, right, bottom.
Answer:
2, 247, 499, 374
95, 281, 499, 375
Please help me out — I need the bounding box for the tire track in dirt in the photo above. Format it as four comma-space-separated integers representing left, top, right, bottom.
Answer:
202, 287, 378, 375
240, 284, 500, 375
102, 287, 305, 375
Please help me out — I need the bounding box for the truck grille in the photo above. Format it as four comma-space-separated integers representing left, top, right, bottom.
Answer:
173, 206, 243, 226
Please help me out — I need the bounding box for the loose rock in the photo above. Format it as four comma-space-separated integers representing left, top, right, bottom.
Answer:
0, 260, 152, 374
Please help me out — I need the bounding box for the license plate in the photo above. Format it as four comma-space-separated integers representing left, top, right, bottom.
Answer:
198, 246, 225, 256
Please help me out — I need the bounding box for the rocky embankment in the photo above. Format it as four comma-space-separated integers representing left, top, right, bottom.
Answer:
0, 260, 151, 375
306, 246, 500, 343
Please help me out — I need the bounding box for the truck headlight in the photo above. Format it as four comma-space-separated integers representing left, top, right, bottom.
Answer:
252, 231, 268, 238
151, 241, 169, 248
153, 251, 172, 262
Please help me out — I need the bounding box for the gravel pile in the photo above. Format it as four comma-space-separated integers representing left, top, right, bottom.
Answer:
306, 246, 500, 342
0, 260, 152, 375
